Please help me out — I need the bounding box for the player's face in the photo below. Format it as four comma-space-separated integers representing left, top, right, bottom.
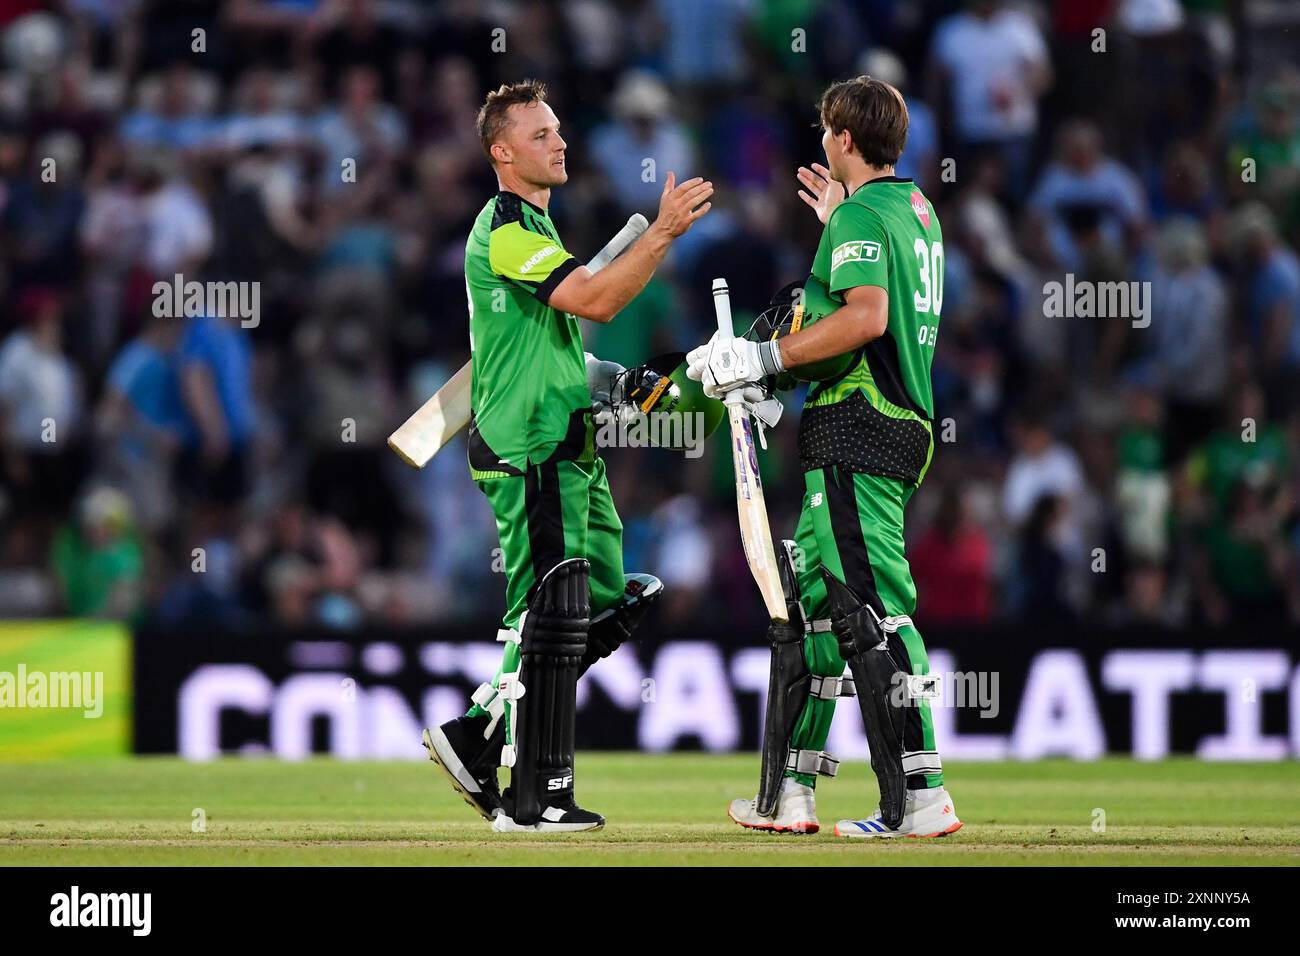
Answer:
821, 124, 848, 181
501, 101, 567, 187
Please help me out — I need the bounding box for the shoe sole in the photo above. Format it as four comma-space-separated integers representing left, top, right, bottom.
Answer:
833, 819, 963, 839
421, 727, 496, 822
492, 817, 606, 833
727, 804, 819, 835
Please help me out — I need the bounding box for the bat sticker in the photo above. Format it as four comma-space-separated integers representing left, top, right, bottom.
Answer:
741, 419, 761, 484
734, 435, 751, 499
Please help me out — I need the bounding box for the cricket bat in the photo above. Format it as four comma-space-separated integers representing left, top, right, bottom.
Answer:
388, 213, 651, 468
712, 277, 788, 622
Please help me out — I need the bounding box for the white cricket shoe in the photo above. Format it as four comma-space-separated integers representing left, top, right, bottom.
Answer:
491, 797, 605, 833
728, 778, 819, 834
834, 786, 962, 839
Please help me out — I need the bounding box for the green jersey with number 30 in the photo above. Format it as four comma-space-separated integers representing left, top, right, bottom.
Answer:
463, 191, 591, 479
798, 177, 943, 485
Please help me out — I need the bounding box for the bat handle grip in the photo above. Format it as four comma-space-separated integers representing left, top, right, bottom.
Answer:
711, 277, 749, 407
712, 277, 733, 342
712, 277, 749, 408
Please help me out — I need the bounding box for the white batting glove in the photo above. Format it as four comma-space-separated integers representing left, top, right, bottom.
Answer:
686, 334, 784, 396
685, 338, 712, 384
586, 352, 626, 425
686, 338, 783, 441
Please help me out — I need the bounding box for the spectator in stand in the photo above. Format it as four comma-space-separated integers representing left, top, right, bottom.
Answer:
1150, 141, 1220, 224
312, 64, 406, 196
50, 485, 144, 621
176, 311, 256, 508
928, 0, 1052, 198
95, 313, 189, 534
425, 0, 504, 92
0, 289, 85, 564
130, 147, 214, 280
296, 314, 402, 564
654, 0, 750, 89
1113, 380, 1171, 569
1226, 203, 1300, 413
1002, 410, 1087, 536
1011, 493, 1075, 620
152, 534, 248, 630
219, 67, 306, 154
911, 484, 994, 625
1144, 218, 1229, 464
1193, 477, 1296, 625
241, 499, 363, 628
2, 131, 86, 289
313, 0, 407, 99
118, 63, 216, 152
589, 71, 697, 215
27, 60, 110, 160
1227, 70, 1300, 238
1185, 383, 1289, 517
80, 137, 149, 364
649, 494, 713, 621
1028, 120, 1148, 273
1120, 559, 1179, 626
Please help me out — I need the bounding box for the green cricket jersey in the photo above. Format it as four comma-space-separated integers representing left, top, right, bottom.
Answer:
463, 191, 592, 479
798, 177, 943, 485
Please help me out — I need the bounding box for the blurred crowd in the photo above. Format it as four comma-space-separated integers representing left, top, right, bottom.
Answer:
0, 0, 1298, 633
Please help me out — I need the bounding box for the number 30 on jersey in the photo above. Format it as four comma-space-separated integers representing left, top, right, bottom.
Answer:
913, 238, 943, 346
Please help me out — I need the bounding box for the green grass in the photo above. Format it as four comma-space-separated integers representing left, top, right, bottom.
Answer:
0, 621, 132, 759
1, 756, 1298, 865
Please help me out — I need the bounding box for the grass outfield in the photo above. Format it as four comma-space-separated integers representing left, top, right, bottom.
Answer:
1, 756, 1298, 866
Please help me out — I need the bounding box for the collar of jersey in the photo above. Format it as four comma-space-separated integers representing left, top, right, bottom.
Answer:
850, 175, 914, 196
499, 189, 551, 217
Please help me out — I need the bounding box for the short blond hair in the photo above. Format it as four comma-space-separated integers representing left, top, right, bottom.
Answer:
476, 79, 548, 160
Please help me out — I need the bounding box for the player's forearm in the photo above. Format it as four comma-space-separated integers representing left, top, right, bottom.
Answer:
558, 225, 672, 322
775, 300, 885, 369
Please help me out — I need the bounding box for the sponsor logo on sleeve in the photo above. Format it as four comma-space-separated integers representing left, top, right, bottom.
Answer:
519, 244, 559, 274
831, 240, 881, 271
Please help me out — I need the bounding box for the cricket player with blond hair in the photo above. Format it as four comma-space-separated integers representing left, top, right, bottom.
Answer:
688, 75, 961, 838
421, 80, 712, 832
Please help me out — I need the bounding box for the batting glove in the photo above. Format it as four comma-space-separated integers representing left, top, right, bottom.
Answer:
686, 334, 784, 396
586, 352, 627, 425
686, 337, 783, 438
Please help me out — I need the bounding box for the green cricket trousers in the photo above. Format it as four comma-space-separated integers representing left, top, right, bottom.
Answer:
786, 464, 943, 790
466, 457, 625, 725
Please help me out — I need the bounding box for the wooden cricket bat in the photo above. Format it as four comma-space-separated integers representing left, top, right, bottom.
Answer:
388, 213, 650, 468
712, 277, 788, 622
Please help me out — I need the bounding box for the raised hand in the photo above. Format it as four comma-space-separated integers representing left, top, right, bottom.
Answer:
796, 163, 845, 224
654, 171, 714, 237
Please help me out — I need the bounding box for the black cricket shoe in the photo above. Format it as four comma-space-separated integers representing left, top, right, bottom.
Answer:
421, 714, 504, 821
492, 789, 605, 833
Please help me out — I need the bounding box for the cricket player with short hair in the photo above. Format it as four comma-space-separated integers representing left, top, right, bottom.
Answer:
688, 75, 961, 838
422, 80, 712, 832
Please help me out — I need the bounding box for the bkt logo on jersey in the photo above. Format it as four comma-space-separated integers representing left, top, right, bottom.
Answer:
547, 773, 574, 791
831, 240, 881, 271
